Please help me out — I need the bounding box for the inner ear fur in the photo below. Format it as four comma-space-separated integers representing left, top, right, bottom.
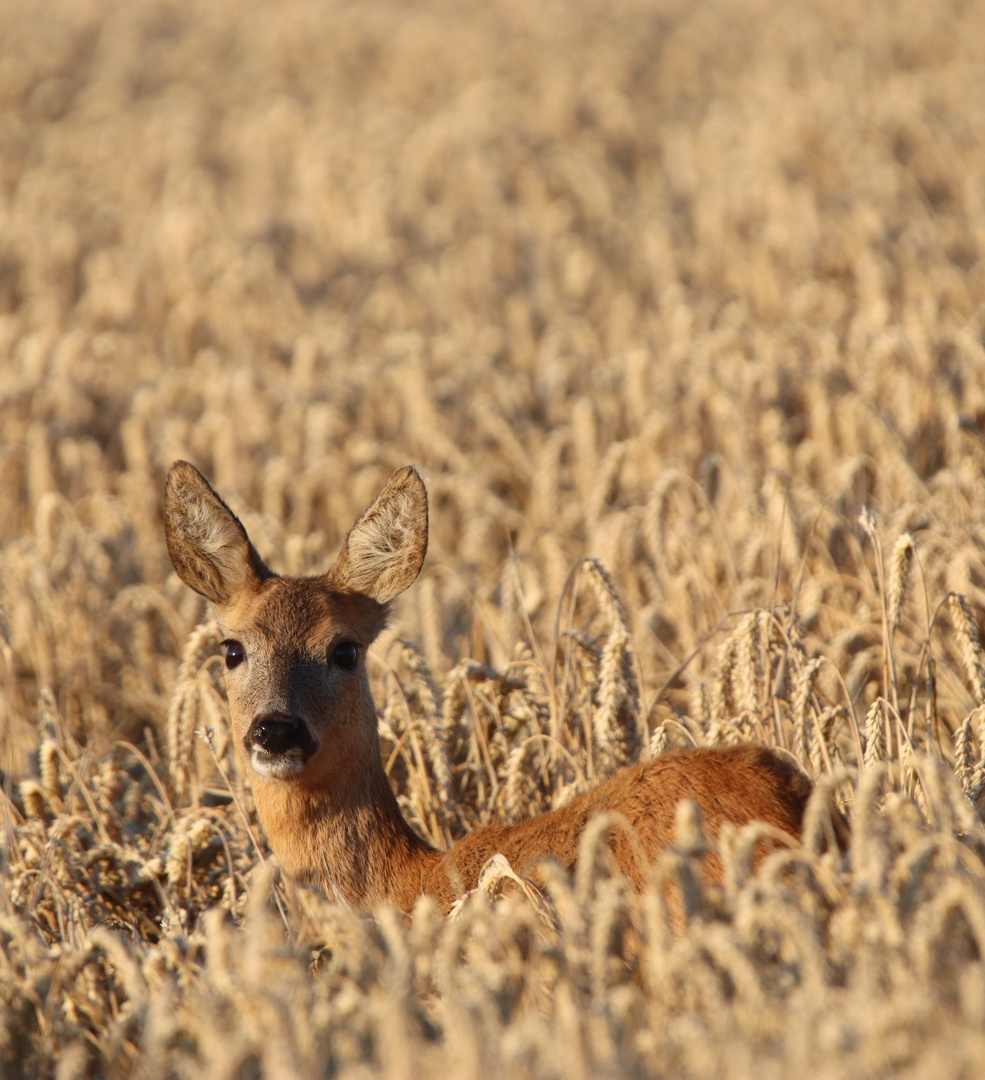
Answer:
329, 466, 428, 604
164, 461, 270, 605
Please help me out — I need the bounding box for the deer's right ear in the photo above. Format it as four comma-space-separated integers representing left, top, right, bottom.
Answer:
163, 461, 269, 605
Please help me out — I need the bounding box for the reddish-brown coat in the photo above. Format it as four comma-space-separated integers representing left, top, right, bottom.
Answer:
252, 741, 811, 915
431, 743, 811, 899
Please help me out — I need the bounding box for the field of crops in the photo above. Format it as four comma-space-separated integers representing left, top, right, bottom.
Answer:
3, 0, 985, 1075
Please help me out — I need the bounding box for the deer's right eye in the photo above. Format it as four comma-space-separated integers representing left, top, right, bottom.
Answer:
331, 641, 359, 671
222, 640, 246, 670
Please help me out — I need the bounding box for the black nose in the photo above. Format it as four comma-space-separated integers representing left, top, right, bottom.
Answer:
249, 713, 311, 755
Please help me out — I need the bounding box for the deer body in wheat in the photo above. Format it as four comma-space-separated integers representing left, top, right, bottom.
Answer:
164, 462, 813, 914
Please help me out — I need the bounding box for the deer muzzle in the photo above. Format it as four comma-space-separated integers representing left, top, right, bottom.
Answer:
247, 712, 317, 778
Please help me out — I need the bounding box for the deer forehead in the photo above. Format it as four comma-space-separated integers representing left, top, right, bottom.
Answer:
220, 577, 389, 651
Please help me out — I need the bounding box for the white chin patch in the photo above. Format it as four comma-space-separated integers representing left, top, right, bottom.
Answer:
250, 749, 306, 779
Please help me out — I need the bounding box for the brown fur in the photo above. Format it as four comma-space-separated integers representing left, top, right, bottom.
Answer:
164, 462, 815, 916
421, 744, 811, 911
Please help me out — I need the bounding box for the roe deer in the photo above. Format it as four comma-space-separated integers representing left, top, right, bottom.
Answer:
164, 461, 815, 915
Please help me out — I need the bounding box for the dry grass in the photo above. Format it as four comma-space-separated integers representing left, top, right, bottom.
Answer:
2, 0, 985, 1075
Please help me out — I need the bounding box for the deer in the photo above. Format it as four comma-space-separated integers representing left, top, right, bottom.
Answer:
164, 461, 818, 917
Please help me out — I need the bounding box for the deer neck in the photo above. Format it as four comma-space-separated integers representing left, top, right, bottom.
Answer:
249, 752, 442, 911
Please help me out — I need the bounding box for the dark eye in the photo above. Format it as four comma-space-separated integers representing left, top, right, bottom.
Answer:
222, 640, 246, 670
331, 641, 358, 671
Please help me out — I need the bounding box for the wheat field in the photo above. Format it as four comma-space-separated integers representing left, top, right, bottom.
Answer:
2, 0, 985, 1075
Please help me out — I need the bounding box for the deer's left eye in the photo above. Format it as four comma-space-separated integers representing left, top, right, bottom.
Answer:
222, 640, 246, 670
331, 641, 358, 671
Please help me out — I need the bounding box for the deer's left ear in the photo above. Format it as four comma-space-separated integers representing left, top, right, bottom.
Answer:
328, 466, 428, 604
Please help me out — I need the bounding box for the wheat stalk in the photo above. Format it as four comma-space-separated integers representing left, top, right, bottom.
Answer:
947, 593, 985, 705
887, 533, 915, 634
863, 698, 887, 771
166, 621, 222, 803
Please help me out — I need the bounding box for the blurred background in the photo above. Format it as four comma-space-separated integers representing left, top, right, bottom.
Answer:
1, 0, 985, 776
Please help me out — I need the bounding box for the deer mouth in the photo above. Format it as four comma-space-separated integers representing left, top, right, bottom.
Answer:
247, 713, 318, 779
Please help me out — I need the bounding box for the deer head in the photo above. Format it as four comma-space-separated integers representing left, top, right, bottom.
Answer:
163, 462, 428, 793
